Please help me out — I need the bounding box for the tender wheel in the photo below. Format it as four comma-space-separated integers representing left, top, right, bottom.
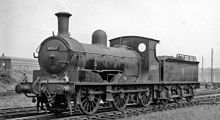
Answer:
138, 90, 152, 107
77, 88, 101, 115
111, 92, 129, 111
185, 96, 193, 102
161, 99, 169, 105
174, 97, 182, 103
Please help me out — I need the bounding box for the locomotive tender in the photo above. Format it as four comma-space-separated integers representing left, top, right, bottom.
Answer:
15, 12, 199, 114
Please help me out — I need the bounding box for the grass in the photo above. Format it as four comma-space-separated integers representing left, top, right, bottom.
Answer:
0, 77, 16, 92
119, 105, 220, 120
0, 94, 35, 109
0, 69, 33, 92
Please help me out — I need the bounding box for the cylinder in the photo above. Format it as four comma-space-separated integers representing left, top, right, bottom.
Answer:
55, 12, 72, 36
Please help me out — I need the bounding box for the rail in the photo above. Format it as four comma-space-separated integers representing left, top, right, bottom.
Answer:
2, 92, 220, 120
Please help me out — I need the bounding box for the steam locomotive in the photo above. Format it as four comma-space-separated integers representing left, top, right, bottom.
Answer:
15, 12, 199, 115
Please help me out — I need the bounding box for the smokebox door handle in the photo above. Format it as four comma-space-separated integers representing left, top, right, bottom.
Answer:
33, 52, 39, 58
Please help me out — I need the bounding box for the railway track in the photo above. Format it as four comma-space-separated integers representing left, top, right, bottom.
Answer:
0, 106, 48, 120
1, 92, 220, 120
195, 88, 220, 96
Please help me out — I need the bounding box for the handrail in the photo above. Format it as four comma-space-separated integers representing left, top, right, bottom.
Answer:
32, 77, 40, 94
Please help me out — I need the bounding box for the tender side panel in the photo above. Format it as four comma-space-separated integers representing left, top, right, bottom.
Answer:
162, 59, 199, 82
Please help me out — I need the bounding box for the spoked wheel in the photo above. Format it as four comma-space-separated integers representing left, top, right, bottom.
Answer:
161, 99, 169, 105
185, 96, 193, 102
111, 92, 129, 111
174, 97, 182, 103
77, 88, 101, 115
138, 90, 152, 107
183, 86, 194, 102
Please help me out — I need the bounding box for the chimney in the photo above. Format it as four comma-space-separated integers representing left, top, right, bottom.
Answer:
55, 12, 72, 36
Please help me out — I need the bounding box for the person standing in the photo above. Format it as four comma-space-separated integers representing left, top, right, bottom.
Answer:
21, 73, 28, 82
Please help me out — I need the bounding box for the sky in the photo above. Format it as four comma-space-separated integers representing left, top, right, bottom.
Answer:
0, 0, 220, 68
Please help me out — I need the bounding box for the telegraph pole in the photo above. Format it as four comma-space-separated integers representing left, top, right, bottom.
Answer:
202, 56, 204, 82
211, 48, 213, 86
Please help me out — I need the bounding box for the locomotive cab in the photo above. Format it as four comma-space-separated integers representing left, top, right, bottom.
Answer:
109, 36, 160, 82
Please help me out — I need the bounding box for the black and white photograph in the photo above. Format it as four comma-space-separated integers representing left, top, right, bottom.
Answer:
0, 0, 220, 120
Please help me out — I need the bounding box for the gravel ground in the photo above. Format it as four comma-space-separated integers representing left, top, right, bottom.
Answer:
119, 105, 220, 120
0, 94, 35, 109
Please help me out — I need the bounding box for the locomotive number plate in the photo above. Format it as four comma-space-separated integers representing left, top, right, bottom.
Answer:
47, 45, 59, 51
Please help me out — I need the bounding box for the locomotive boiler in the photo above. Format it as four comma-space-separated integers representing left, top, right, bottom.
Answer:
15, 12, 200, 115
